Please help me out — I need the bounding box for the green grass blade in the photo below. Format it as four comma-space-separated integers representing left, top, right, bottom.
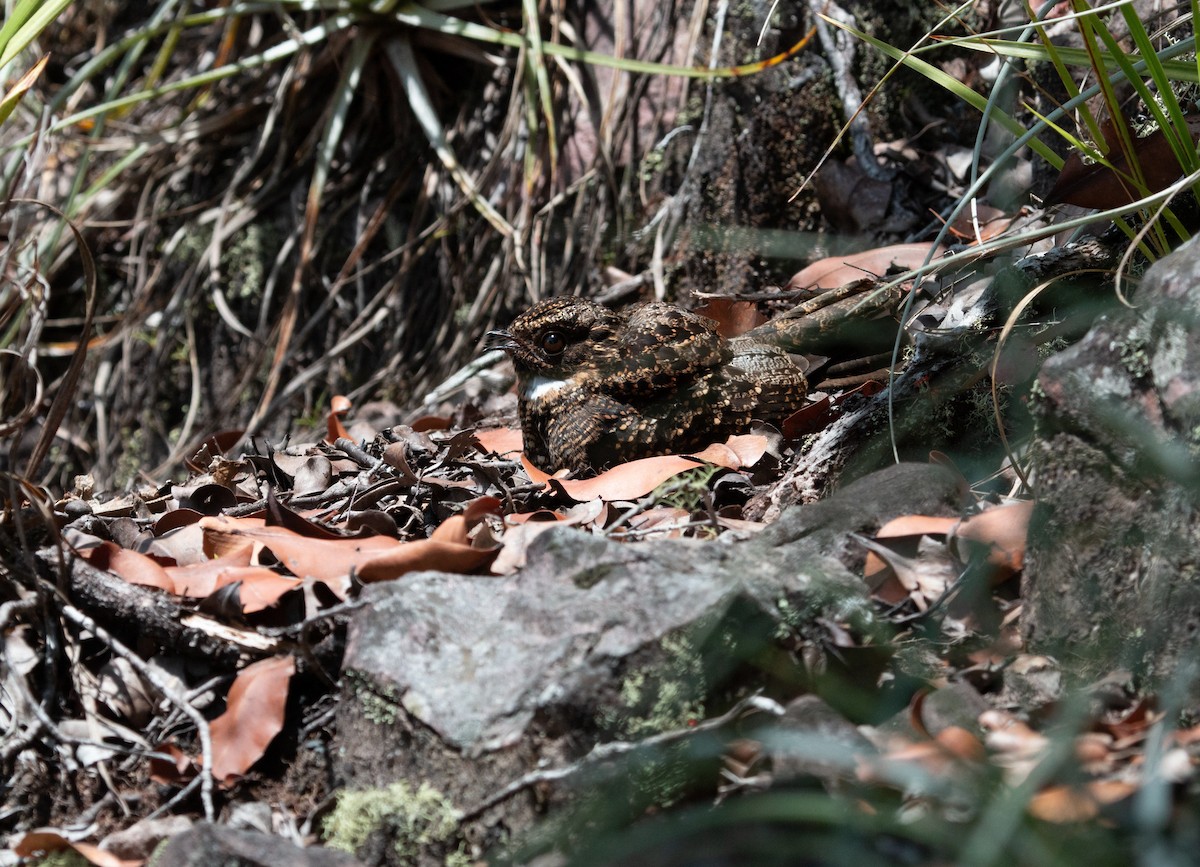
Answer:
390, 1, 797, 79
0, 0, 74, 68
385, 33, 514, 236
39, 13, 356, 137
936, 36, 1199, 83
307, 29, 374, 228
1024, 0, 1103, 147
1119, 4, 1195, 172
520, 0, 556, 173
821, 13, 1062, 167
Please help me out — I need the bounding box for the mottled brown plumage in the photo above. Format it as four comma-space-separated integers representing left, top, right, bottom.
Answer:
487, 297, 808, 475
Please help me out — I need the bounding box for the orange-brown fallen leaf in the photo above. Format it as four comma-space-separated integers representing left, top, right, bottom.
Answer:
866, 514, 960, 583
952, 500, 1034, 581
944, 203, 1018, 244
782, 380, 883, 438
210, 654, 295, 786
199, 516, 395, 579
80, 542, 175, 593
786, 243, 945, 292
859, 516, 959, 607
474, 427, 525, 460
520, 435, 767, 501
695, 298, 767, 337
148, 743, 195, 787
164, 549, 301, 614
1028, 780, 1137, 824
14, 831, 141, 867
199, 497, 501, 585
326, 394, 353, 444
1046, 115, 1200, 209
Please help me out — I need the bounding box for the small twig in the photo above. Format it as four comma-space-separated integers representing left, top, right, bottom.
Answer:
460, 693, 784, 822
257, 598, 367, 639
333, 437, 382, 473
58, 601, 216, 822
808, 0, 889, 180
423, 349, 510, 406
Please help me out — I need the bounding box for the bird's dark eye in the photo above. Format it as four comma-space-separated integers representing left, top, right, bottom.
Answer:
539, 330, 567, 356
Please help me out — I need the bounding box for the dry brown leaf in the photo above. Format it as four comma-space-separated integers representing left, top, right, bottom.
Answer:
952, 500, 1034, 581
80, 542, 175, 593
696, 434, 769, 468
326, 394, 353, 444
787, 243, 945, 292
148, 743, 195, 786
164, 551, 301, 614
620, 506, 694, 538
782, 380, 883, 438
859, 527, 958, 610
1028, 780, 1137, 824
935, 726, 986, 762
202, 501, 501, 586
210, 654, 295, 786
520, 436, 758, 501
981, 709, 1048, 782
152, 508, 205, 537
200, 515, 397, 582
14, 831, 142, 867
1046, 116, 1200, 209
493, 501, 607, 573
146, 521, 209, 565
357, 498, 502, 580
863, 515, 959, 584
201, 515, 265, 559
410, 415, 452, 432
474, 427, 525, 459
945, 203, 1017, 244
356, 538, 498, 581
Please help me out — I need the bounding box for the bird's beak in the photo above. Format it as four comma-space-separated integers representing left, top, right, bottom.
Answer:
484, 330, 517, 353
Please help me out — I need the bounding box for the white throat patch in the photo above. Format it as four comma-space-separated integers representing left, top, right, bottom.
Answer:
524, 375, 569, 402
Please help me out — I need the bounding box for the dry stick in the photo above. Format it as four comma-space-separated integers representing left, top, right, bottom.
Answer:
0, 598, 46, 763
808, 0, 887, 180
645, 0, 728, 299
58, 601, 216, 822
460, 693, 785, 822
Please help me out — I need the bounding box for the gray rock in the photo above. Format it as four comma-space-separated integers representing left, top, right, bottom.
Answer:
334, 462, 963, 848
345, 527, 869, 755
1024, 233, 1200, 689
153, 823, 363, 867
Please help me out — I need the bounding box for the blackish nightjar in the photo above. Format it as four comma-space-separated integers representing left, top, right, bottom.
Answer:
487, 297, 809, 475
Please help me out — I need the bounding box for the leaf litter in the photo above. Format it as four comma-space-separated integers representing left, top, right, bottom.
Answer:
20, 361, 1193, 866
11, 220, 1197, 863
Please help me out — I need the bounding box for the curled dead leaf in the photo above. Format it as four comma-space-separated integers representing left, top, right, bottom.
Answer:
520, 435, 765, 501
951, 500, 1034, 582
14, 831, 141, 867
786, 243, 945, 292
210, 655, 295, 786
326, 394, 353, 444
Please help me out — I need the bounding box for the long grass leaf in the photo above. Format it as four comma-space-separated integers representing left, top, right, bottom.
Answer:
37, 13, 356, 138
385, 34, 514, 236
938, 37, 1198, 84
0, 0, 41, 59
248, 30, 376, 434
391, 2, 815, 79
820, 14, 1062, 167
0, 54, 47, 126
1118, 5, 1195, 172
1025, 0, 1103, 147
0, 0, 74, 68
521, 0, 557, 175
